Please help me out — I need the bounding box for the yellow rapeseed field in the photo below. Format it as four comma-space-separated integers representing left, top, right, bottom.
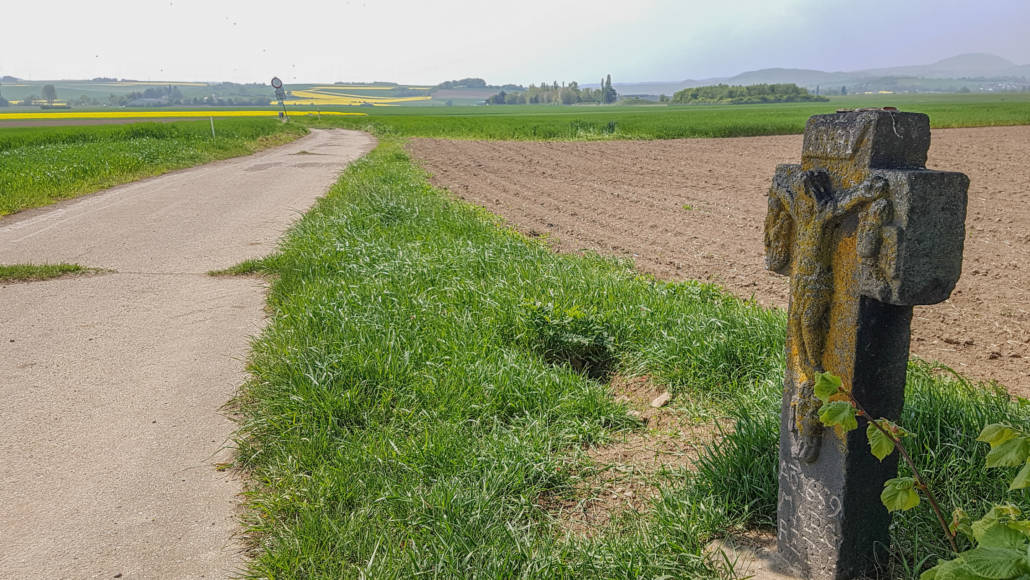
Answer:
0, 110, 366, 120
312, 85, 396, 91
281, 86, 432, 106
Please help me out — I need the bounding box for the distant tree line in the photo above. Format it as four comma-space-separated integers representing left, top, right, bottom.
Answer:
486, 75, 618, 105
437, 78, 487, 89
671, 83, 828, 104
7, 84, 62, 107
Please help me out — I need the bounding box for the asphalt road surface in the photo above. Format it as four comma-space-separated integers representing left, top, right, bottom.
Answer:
0, 129, 375, 579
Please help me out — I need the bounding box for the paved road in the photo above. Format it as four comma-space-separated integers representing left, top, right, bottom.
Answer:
0, 129, 376, 579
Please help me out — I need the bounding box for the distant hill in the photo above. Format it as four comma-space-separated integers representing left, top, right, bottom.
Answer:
861, 53, 1017, 79
607, 53, 1030, 96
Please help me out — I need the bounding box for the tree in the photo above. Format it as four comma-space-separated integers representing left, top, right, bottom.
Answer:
42, 84, 57, 105
841, 85, 847, 96
602, 74, 618, 104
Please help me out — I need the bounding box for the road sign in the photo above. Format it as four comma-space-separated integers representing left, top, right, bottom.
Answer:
271, 76, 288, 121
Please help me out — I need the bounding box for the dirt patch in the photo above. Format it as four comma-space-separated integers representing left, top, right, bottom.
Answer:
542, 376, 722, 536
408, 127, 1030, 396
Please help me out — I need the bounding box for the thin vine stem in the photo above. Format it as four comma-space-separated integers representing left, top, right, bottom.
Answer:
848, 394, 960, 555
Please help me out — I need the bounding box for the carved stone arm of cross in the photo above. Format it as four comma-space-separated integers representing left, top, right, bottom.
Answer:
768, 171, 800, 216
827, 175, 890, 219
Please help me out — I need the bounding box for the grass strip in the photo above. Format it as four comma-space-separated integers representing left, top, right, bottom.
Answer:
238, 139, 1029, 579
0, 119, 307, 216
0, 263, 89, 282
208, 257, 276, 277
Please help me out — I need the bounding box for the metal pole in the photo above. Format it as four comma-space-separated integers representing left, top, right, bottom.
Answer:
210, 116, 216, 138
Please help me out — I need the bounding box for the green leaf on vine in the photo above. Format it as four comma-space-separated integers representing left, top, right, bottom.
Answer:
977, 520, 1027, 550
973, 506, 1024, 543
882, 477, 920, 512
814, 372, 842, 403
986, 437, 1030, 468
819, 401, 858, 432
867, 420, 899, 461
918, 558, 979, 580
979, 423, 1019, 448
952, 508, 974, 541
960, 545, 1027, 579
1008, 520, 1030, 538
1011, 460, 1030, 491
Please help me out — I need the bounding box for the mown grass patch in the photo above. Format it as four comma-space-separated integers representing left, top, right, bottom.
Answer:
0, 263, 91, 282
0, 119, 307, 215
238, 139, 1029, 578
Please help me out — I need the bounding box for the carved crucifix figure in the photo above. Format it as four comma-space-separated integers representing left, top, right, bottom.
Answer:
765, 110, 968, 579
767, 170, 892, 463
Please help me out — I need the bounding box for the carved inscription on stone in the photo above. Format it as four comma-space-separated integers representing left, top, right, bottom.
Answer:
777, 462, 842, 575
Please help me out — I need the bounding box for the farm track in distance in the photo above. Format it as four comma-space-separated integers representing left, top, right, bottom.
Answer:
409, 126, 1030, 395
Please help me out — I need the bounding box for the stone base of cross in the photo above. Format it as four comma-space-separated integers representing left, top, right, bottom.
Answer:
764, 110, 968, 579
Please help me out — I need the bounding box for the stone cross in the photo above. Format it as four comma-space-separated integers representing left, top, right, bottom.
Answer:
764, 110, 968, 579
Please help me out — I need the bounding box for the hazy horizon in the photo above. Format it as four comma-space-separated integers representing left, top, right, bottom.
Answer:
4, 0, 1029, 85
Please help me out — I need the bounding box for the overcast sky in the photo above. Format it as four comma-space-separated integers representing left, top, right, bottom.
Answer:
4, 0, 1029, 85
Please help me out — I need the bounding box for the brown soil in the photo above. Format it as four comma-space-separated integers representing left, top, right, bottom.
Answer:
541, 375, 722, 536
408, 127, 1030, 396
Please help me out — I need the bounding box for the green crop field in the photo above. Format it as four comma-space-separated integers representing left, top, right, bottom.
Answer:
234, 139, 1029, 579
0, 119, 305, 216
7, 92, 1026, 216
296, 93, 1030, 139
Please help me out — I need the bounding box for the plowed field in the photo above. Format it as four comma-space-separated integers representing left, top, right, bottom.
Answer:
409, 126, 1030, 394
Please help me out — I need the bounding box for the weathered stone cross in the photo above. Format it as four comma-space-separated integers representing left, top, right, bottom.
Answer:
764, 110, 968, 579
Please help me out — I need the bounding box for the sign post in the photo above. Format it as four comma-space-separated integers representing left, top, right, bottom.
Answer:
271, 76, 288, 121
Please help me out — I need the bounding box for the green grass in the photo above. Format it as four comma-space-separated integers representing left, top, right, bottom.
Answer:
0, 119, 307, 215
691, 362, 1029, 578
236, 139, 1029, 578
208, 257, 275, 277
0, 263, 89, 282
296, 93, 1030, 140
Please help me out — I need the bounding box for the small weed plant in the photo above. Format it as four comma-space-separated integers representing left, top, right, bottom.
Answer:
816, 371, 1030, 580
526, 301, 617, 378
